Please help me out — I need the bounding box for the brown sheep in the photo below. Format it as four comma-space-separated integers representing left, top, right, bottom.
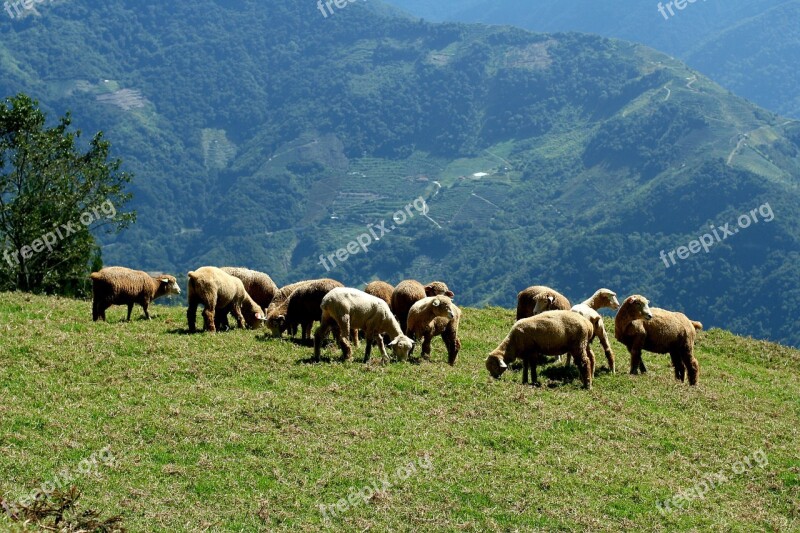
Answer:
265, 281, 308, 337
614, 295, 701, 385
391, 279, 454, 333
516, 285, 571, 320
405, 296, 456, 361
431, 307, 462, 366
266, 279, 343, 339
486, 310, 597, 389
90, 266, 181, 321
364, 280, 394, 307
221, 267, 277, 309
186, 266, 265, 333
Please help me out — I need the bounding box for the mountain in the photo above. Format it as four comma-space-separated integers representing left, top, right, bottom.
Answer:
0, 0, 799, 347
385, 0, 800, 119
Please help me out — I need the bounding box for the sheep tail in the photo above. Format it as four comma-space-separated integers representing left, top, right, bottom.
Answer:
691, 320, 703, 331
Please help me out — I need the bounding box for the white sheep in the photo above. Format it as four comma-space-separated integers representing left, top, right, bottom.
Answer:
314, 287, 414, 363
568, 288, 620, 372
486, 310, 597, 389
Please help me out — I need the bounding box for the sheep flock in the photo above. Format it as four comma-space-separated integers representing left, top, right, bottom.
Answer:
90, 266, 704, 389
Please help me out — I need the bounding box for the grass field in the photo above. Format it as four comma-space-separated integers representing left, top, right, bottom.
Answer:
1, 292, 798, 532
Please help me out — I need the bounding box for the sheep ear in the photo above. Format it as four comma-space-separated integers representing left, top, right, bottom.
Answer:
499, 359, 508, 369
432, 299, 440, 307
388, 339, 398, 347
547, 295, 555, 303
255, 313, 265, 320
445, 290, 454, 297
159, 278, 170, 284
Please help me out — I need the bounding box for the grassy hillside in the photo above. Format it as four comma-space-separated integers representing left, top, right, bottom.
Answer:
1, 293, 798, 531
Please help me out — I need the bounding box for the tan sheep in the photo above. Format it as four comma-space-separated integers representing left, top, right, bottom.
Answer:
314, 287, 414, 363
266, 278, 343, 339
364, 280, 394, 307
405, 295, 457, 361
486, 310, 597, 389
391, 279, 454, 333
220, 267, 278, 309
90, 266, 181, 321
186, 266, 265, 333
568, 288, 621, 372
516, 285, 571, 320
614, 295, 701, 385
431, 306, 462, 365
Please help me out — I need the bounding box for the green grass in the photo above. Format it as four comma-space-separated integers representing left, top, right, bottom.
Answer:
1, 292, 798, 531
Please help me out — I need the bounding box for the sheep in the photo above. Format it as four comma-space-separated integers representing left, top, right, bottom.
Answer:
568, 288, 621, 372
614, 295, 701, 385
314, 287, 414, 363
214, 267, 277, 330
220, 267, 277, 309
186, 266, 265, 333
516, 285, 571, 320
432, 307, 462, 365
391, 279, 454, 333
405, 295, 458, 362
90, 266, 181, 321
265, 278, 343, 339
265, 281, 307, 337
364, 280, 394, 307
486, 310, 597, 389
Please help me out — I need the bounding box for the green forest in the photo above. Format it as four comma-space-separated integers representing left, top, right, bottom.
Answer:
0, 0, 798, 346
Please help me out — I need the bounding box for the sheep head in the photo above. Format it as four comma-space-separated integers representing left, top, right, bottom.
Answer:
597, 289, 620, 310
155, 275, 181, 296
387, 335, 414, 360
626, 295, 653, 320
485, 354, 508, 379
430, 296, 455, 320
242, 299, 266, 330
424, 281, 454, 298
266, 314, 287, 336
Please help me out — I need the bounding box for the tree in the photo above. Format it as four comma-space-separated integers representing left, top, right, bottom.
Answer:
0, 94, 135, 295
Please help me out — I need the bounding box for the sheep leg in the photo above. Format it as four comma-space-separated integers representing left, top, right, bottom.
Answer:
574, 348, 592, 390
375, 335, 388, 361
421, 333, 433, 360
313, 320, 332, 362
564, 354, 571, 367
443, 327, 460, 366
142, 300, 151, 320
92, 299, 101, 321
364, 337, 373, 363
351, 328, 360, 348
686, 354, 700, 386
187, 301, 198, 332
597, 325, 615, 373
522, 358, 529, 385
629, 343, 645, 375
670, 352, 685, 382
232, 305, 246, 330
126, 303, 134, 321
586, 346, 596, 378
335, 316, 352, 361
203, 306, 217, 333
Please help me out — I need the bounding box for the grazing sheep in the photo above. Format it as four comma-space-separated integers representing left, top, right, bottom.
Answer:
486, 310, 596, 389
432, 306, 462, 366
614, 295, 701, 385
405, 296, 457, 362
186, 266, 265, 333
516, 285, 571, 320
265, 281, 307, 337
314, 287, 414, 363
391, 279, 454, 333
90, 266, 181, 321
266, 279, 343, 339
214, 267, 277, 330
568, 288, 621, 372
364, 280, 394, 307
220, 267, 277, 309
